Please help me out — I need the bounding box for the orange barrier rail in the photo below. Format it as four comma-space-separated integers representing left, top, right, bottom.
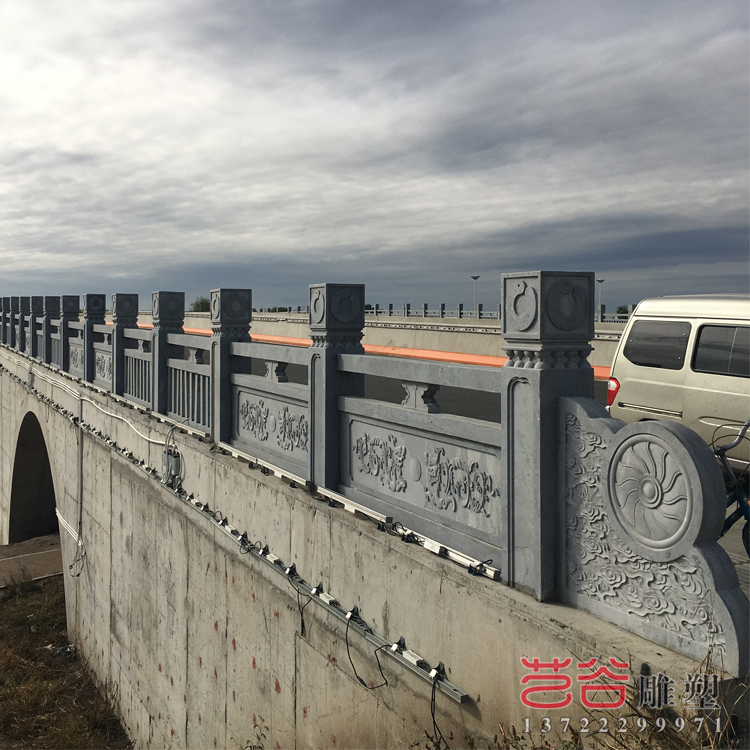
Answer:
136, 324, 612, 380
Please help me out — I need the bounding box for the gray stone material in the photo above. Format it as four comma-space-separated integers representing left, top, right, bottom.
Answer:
41, 297, 60, 364
18, 297, 30, 353
309, 283, 365, 489
210, 289, 252, 444
58, 296, 79, 374
111, 294, 139, 395
83, 294, 106, 382
502, 271, 594, 370
152, 292, 185, 413
0, 298, 8, 346
561, 396, 749, 676
60, 295, 79, 319
9, 297, 19, 349
29, 297, 43, 357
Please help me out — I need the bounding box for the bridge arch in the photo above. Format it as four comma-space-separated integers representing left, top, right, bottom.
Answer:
8, 411, 58, 543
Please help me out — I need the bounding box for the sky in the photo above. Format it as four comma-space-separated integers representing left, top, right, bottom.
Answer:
0, 0, 747, 311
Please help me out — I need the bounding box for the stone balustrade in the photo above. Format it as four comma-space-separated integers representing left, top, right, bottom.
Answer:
1, 272, 746, 676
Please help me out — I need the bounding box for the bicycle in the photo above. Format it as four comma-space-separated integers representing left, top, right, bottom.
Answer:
715, 419, 750, 559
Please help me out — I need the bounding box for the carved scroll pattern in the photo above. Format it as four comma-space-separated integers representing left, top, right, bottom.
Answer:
69, 345, 83, 374
239, 398, 269, 442
353, 433, 407, 493
564, 413, 725, 652
276, 406, 309, 453
95, 352, 112, 381
423, 447, 497, 516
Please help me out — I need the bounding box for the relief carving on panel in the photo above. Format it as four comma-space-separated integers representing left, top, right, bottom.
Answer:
276, 406, 309, 452
352, 433, 407, 493
95, 352, 112, 381
423, 446, 497, 516
564, 412, 726, 654
239, 397, 269, 442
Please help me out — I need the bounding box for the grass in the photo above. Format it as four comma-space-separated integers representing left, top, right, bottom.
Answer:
0, 574, 132, 749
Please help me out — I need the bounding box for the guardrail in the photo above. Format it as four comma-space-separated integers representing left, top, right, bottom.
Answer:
0, 276, 745, 675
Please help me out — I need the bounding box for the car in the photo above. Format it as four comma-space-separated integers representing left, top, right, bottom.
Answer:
607, 294, 749, 477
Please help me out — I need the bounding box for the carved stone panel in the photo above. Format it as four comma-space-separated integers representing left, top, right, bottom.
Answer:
69, 343, 84, 377
95, 352, 112, 382
345, 417, 501, 537
561, 398, 748, 676
233, 385, 310, 470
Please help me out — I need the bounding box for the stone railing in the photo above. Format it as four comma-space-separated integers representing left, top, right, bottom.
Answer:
1, 273, 746, 676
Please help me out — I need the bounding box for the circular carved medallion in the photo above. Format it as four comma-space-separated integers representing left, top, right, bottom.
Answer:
601, 420, 721, 562
506, 281, 538, 332
546, 279, 588, 331
152, 295, 159, 318
211, 292, 221, 319
331, 288, 360, 324
310, 289, 326, 325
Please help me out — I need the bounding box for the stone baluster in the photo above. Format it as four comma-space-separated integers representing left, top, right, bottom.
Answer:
308, 283, 365, 490
151, 292, 185, 415
82, 294, 106, 383
42, 297, 60, 365
29, 297, 43, 357
111, 294, 139, 395
457, 303, 463, 319
60, 296, 79, 372
500, 270, 595, 601
439, 303, 445, 318
209, 289, 252, 444
9, 298, 19, 349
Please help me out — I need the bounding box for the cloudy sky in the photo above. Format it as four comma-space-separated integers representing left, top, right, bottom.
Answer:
1, 0, 747, 310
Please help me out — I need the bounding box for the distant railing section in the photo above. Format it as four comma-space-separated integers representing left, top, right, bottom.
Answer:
1, 277, 745, 678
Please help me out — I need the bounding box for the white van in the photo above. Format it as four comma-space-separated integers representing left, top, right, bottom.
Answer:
608, 294, 749, 475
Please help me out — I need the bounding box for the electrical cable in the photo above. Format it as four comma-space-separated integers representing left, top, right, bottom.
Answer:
430, 671, 451, 749
345, 611, 388, 691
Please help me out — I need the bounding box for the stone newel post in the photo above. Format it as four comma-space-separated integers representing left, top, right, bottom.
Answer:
151, 292, 185, 415
500, 271, 595, 601
29, 297, 43, 358
42, 296, 60, 365
210, 289, 252, 444
111, 294, 139, 395
308, 283, 365, 490
19, 298, 30, 353
1, 298, 9, 345
9, 297, 19, 349
83, 294, 106, 383
60, 296, 79, 373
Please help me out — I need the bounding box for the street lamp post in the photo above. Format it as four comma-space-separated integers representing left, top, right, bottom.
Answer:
597, 278, 605, 321
471, 275, 480, 315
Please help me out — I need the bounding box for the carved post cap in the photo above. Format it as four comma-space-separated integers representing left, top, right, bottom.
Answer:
83, 294, 106, 321
502, 271, 594, 342
1, 298, 8, 312
20, 297, 30, 314
152, 291, 185, 331
60, 295, 80, 319
210, 288, 252, 339
10, 297, 19, 312
43, 296, 60, 317
309, 283, 365, 333
31, 296, 43, 315
112, 294, 139, 325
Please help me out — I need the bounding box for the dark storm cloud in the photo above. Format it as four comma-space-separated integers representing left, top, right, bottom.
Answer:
0, 0, 746, 305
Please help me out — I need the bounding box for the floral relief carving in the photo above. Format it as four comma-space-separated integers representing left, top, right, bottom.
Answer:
276, 406, 309, 452
239, 398, 269, 442
423, 447, 497, 516
564, 413, 725, 652
353, 433, 407, 493
69, 345, 83, 373
95, 352, 112, 381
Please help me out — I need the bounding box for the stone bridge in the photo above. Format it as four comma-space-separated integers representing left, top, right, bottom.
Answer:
0, 272, 746, 748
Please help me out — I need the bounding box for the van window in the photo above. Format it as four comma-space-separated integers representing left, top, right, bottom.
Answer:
693, 325, 750, 378
622, 320, 691, 370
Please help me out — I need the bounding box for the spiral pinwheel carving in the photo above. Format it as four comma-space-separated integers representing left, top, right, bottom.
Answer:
608, 436, 692, 553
